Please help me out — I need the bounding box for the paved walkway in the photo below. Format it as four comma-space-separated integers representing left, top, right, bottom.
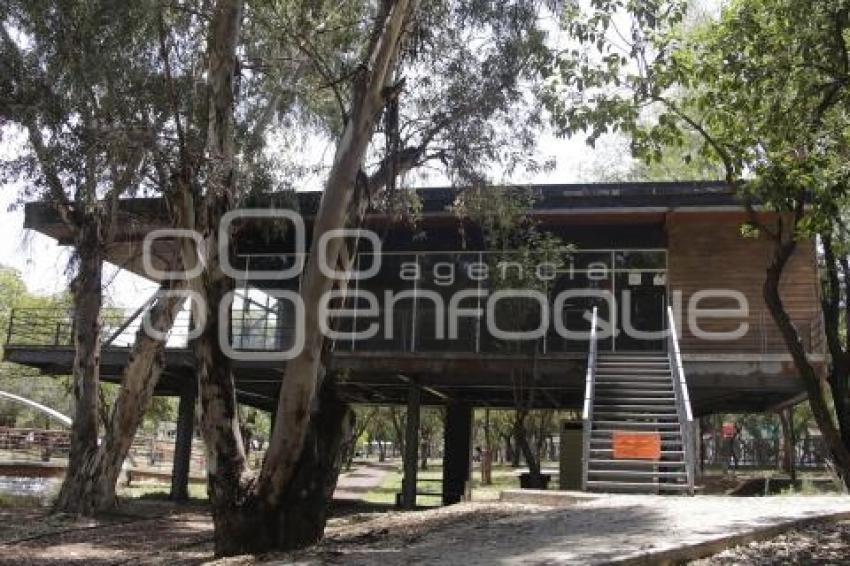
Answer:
333, 462, 394, 501
297, 494, 850, 564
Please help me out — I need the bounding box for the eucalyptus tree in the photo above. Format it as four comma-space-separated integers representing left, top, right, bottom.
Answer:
158, 0, 567, 554
0, 0, 191, 512
544, 0, 850, 487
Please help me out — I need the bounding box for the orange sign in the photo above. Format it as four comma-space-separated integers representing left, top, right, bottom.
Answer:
612, 431, 661, 460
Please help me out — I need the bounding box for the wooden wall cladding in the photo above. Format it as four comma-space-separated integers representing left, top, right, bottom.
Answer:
666, 212, 822, 353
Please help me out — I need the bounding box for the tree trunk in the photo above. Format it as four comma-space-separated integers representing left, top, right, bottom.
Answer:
255, 0, 416, 518
195, 274, 249, 556
55, 287, 184, 514
778, 409, 796, 481
390, 407, 406, 456
270, 382, 352, 550
764, 237, 850, 489
829, 365, 850, 451
482, 408, 492, 485
514, 414, 540, 478
174, 0, 416, 555
203, 379, 353, 556
54, 222, 103, 513
506, 433, 519, 467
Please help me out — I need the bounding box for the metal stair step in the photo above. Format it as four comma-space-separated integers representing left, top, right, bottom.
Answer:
589, 448, 684, 456
594, 397, 676, 405
592, 411, 679, 419
596, 384, 673, 389
587, 469, 688, 479
595, 389, 675, 397
592, 420, 681, 429
596, 380, 673, 388
596, 354, 670, 362
596, 368, 670, 374
595, 374, 672, 381
597, 361, 669, 365
592, 404, 678, 412
594, 381, 674, 388
588, 458, 686, 466
590, 438, 682, 450
586, 480, 692, 492
596, 360, 670, 365
590, 436, 682, 444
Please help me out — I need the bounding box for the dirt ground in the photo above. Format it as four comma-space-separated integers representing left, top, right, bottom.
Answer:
2, 497, 850, 565
0, 499, 527, 565
0, 499, 215, 565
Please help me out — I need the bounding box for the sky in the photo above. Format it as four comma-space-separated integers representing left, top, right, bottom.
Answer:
0, 126, 634, 309
0, 0, 680, 309
0, 0, 655, 309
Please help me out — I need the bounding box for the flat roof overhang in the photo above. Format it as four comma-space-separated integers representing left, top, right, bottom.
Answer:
22, 181, 758, 282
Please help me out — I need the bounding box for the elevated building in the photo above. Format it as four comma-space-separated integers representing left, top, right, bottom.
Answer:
5, 182, 824, 499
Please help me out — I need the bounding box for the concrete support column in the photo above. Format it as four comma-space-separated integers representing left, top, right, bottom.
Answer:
442, 404, 473, 505
170, 385, 196, 501
401, 382, 421, 509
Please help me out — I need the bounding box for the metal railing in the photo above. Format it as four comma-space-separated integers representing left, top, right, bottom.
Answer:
667, 305, 695, 495
677, 309, 826, 356
581, 306, 598, 492
6, 302, 827, 358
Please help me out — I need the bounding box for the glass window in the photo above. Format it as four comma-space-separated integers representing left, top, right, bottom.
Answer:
615, 250, 666, 270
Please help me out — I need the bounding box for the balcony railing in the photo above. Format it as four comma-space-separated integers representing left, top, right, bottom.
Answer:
5, 304, 827, 358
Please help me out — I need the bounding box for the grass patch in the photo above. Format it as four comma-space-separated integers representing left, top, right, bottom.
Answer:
362, 462, 527, 505
470, 465, 522, 501
0, 492, 50, 508
363, 464, 443, 507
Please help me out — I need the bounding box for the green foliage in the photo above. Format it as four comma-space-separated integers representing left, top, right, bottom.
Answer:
547, 0, 850, 226
452, 186, 572, 350
0, 266, 72, 427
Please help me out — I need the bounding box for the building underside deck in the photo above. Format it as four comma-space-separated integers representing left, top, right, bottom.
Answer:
4, 345, 810, 415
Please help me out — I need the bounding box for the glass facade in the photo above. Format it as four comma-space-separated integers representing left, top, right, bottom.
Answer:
232, 248, 668, 354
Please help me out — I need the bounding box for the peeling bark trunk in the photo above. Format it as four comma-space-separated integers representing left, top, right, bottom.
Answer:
54, 221, 103, 513
764, 237, 850, 489
258, 0, 416, 511
54, 285, 183, 514
202, 379, 352, 556
90, 289, 184, 510
194, 273, 249, 556
263, 381, 353, 551
170, 1, 249, 554
170, 0, 416, 555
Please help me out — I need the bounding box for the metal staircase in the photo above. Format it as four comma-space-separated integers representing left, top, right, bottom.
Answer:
581, 307, 696, 495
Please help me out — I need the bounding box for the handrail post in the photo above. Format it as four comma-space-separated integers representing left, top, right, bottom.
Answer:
581, 306, 598, 492
667, 305, 695, 495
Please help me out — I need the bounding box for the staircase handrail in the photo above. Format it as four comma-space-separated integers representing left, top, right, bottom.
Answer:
581, 306, 599, 491
666, 306, 695, 495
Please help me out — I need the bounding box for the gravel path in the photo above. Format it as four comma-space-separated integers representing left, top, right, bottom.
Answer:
692, 519, 850, 565
333, 462, 394, 501
242, 495, 850, 565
